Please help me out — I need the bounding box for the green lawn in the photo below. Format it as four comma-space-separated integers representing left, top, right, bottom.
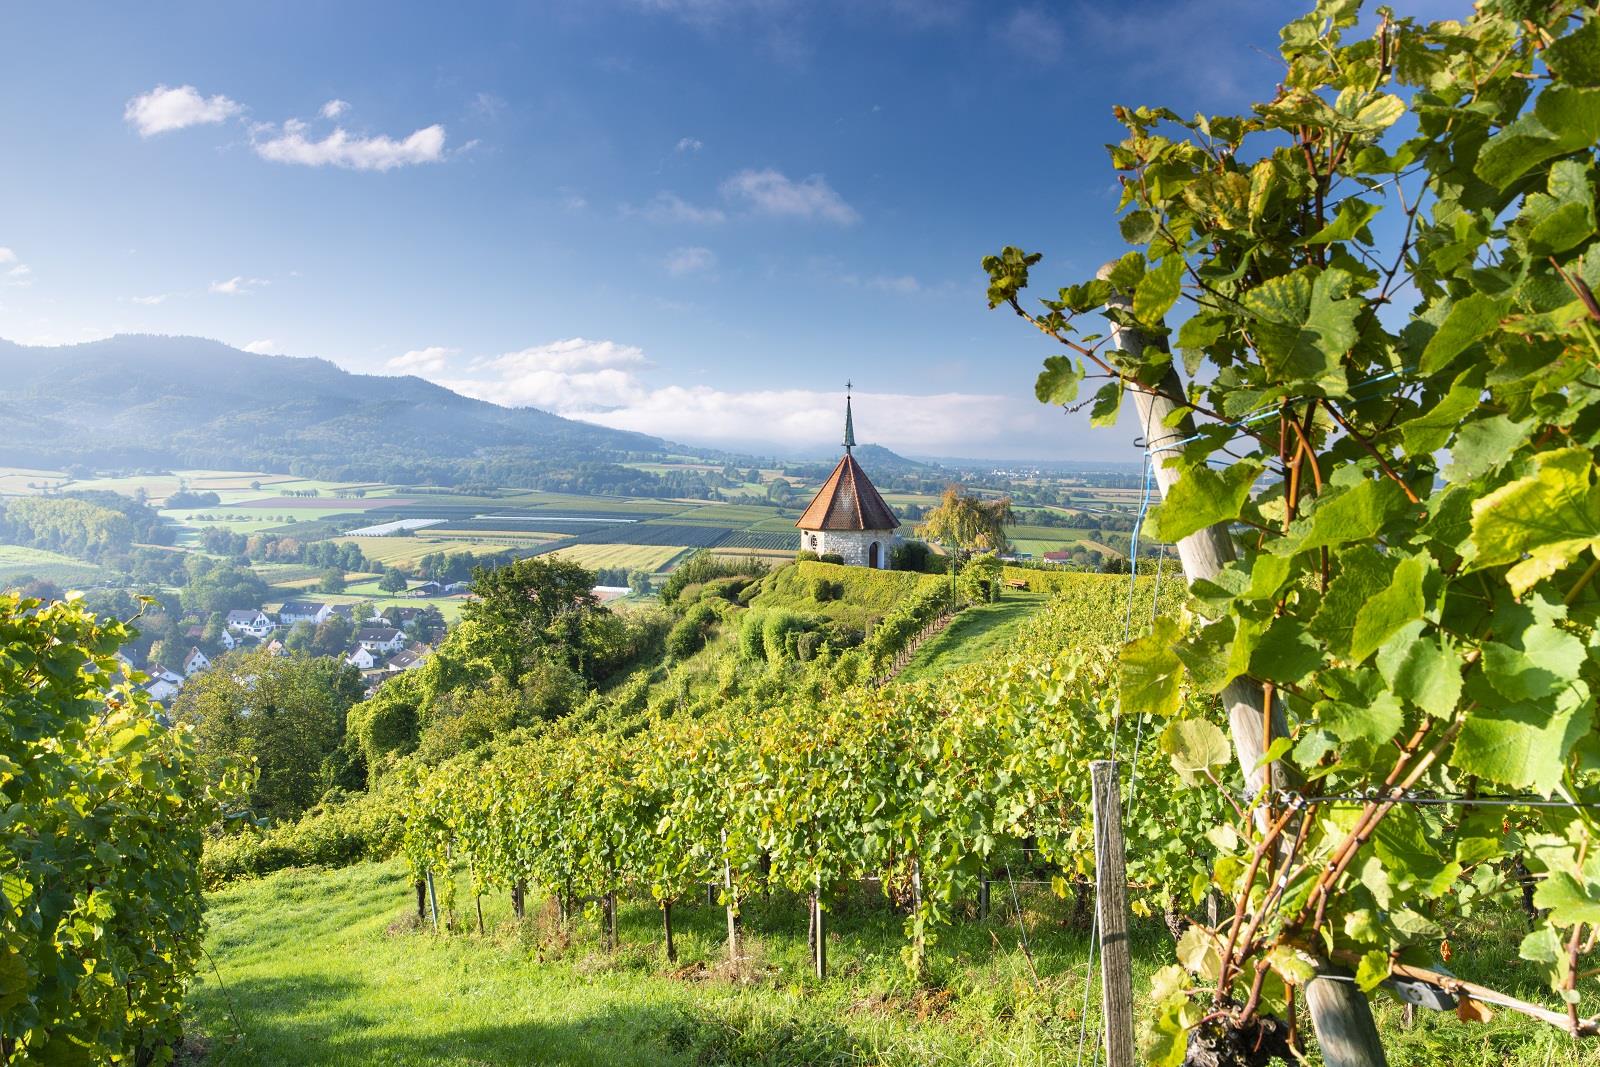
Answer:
187, 860, 1595, 1067
896, 592, 1050, 682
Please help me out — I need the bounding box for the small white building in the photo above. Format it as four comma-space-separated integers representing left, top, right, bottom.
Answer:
278, 600, 334, 626
225, 610, 276, 639
794, 391, 900, 569
345, 645, 379, 670
357, 626, 406, 654
145, 678, 181, 703
182, 647, 211, 676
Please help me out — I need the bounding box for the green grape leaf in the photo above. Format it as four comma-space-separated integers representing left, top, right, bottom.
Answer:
1355, 950, 1390, 993
1160, 718, 1232, 786
1249, 615, 1324, 685
1348, 554, 1429, 663
1150, 460, 1262, 542
1444, 414, 1529, 484
1177, 923, 1222, 980
1519, 924, 1570, 994
1242, 268, 1357, 394
1121, 616, 1185, 717
1476, 87, 1600, 189
1297, 198, 1381, 245
1468, 447, 1600, 595
1512, 159, 1598, 256
1134, 253, 1185, 326
1545, 17, 1600, 87
1318, 690, 1403, 748
1279, 477, 1410, 557
1534, 870, 1600, 928
1419, 293, 1509, 376
1482, 623, 1586, 702
1375, 622, 1463, 718
1035, 356, 1085, 406
1397, 366, 1484, 455
1120, 209, 1158, 244
1310, 546, 1391, 659
1089, 380, 1124, 427
1451, 698, 1588, 795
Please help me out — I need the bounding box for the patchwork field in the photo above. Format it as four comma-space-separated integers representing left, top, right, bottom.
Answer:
0, 544, 103, 584
538, 543, 687, 572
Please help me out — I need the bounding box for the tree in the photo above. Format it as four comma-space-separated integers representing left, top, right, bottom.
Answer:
378, 568, 408, 594
311, 614, 356, 657
174, 649, 363, 822
318, 567, 346, 594
282, 620, 317, 654
918, 484, 1014, 556
985, 2, 1600, 1059
627, 569, 653, 597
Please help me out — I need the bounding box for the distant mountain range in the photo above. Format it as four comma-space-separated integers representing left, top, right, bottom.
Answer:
0, 335, 666, 483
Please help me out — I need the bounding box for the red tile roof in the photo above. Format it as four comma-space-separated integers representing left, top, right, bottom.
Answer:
795, 454, 900, 532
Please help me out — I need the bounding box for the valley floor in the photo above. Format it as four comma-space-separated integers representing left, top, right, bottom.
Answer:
189, 861, 1600, 1067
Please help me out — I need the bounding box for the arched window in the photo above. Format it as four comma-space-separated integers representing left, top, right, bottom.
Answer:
809, 534, 818, 550
868, 541, 880, 568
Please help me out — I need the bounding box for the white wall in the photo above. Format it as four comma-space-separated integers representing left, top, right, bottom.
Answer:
800, 528, 897, 568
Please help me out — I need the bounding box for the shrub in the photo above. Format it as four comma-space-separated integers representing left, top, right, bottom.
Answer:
762, 609, 814, 663
890, 539, 935, 572
818, 552, 844, 565
793, 550, 819, 563
811, 576, 844, 602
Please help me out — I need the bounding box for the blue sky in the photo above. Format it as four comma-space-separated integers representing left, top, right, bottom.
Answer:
0, 1, 1467, 460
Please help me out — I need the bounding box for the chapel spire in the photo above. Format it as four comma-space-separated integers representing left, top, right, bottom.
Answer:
843, 381, 856, 456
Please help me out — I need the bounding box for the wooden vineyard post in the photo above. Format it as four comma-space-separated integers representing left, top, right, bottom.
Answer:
415, 880, 427, 922
978, 873, 990, 921
910, 856, 926, 980
1090, 760, 1135, 1067
475, 892, 486, 936
425, 871, 441, 933
512, 880, 526, 920
721, 830, 742, 964
560, 876, 572, 926
1102, 266, 1389, 1067
605, 890, 618, 952
812, 873, 827, 981
662, 901, 677, 963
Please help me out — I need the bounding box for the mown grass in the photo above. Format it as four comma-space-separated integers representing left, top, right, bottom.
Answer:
897, 592, 1049, 682
188, 860, 1600, 1067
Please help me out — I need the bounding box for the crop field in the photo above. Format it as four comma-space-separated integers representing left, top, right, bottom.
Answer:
332, 535, 533, 567
578, 523, 731, 548
538, 543, 686, 573
0, 544, 103, 584
719, 530, 800, 551
431, 517, 638, 535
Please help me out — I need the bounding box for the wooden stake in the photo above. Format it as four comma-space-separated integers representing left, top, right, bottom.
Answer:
663, 900, 676, 963
1090, 760, 1135, 1067
1102, 267, 1389, 1067
721, 830, 741, 963
415, 879, 426, 922
425, 871, 440, 933
979, 874, 990, 921
813, 873, 827, 980
475, 893, 485, 936
605, 890, 618, 951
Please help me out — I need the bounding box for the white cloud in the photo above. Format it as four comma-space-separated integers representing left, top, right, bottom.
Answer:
252, 122, 447, 171
868, 274, 920, 294
675, 136, 704, 153
720, 168, 858, 224
470, 92, 507, 120
7, 265, 31, 279
425, 336, 1031, 452
386, 345, 460, 374
125, 84, 243, 137
664, 246, 716, 276
0, 248, 15, 264
320, 99, 350, 119
997, 7, 1064, 64
242, 339, 279, 354
209, 276, 268, 296
630, 191, 726, 224
130, 293, 169, 305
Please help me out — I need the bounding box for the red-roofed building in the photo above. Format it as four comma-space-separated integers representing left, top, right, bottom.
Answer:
795, 389, 900, 569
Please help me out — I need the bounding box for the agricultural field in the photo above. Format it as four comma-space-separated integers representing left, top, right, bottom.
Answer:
0, 544, 103, 585
332, 535, 535, 568
538, 543, 687, 573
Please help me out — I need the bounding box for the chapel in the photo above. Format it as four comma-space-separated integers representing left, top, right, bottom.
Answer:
794, 389, 900, 569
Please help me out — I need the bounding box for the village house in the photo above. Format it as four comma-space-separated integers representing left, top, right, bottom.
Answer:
182, 647, 211, 676
264, 639, 289, 657
331, 603, 383, 624
278, 600, 335, 626
225, 609, 276, 639
344, 645, 379, 670
387, 648, 425, 671
357, 626, 406, 654
145, 677, 182, 703
795, 389, 900, 569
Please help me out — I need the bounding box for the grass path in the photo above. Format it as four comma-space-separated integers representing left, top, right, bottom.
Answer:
896, 592, 1049, 683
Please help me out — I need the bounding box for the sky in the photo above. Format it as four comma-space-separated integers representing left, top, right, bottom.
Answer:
0, 0, 1471, 461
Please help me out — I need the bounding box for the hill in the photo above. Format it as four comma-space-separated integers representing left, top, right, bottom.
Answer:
0, 335, 666, 485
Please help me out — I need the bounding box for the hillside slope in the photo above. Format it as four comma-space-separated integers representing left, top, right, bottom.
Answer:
0, 335, 664, 478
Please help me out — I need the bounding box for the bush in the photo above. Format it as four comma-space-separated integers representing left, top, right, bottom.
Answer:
738, 611, 768, 660
794, 550, 819, 563
762, 609, 815, 663
890, 539, 935, 572
818, 552, 844, 565
811, 576, 843, 602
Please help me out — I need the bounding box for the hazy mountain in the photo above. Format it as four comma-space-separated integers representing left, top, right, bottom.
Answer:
0, 335, 665, 481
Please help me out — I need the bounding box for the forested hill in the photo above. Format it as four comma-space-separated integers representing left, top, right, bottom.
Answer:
0, 335, 666, 484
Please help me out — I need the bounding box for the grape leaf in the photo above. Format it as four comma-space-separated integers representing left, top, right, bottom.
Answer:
1398, 366, 1484, 455
1451, 698, 1588, 795
1160, 718, 1232, 786
1349, 554, 1428, 663
1135, 253, 1185, 326
1482, 622, 1586, 702
1297, 198, 1381, 245
1150, 460, 1262, 542
1545, 17, 1600, 88
1534, 870, 1600, 928
1375, 621, 1463, 718
1419, 293, 1509, 376
1121, 616, 1184, 717
1242, 268, 1357, 394
1035, 356, 1085, 405
1476, 87, 1600, 189
1468, 447, 1600, 595
1278, 478, 1410, 556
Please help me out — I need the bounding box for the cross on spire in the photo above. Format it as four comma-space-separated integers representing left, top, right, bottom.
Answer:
843, 382, 856, 455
